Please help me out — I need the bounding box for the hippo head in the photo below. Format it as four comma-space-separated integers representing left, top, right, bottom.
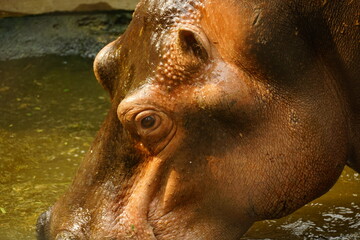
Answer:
38, 0, 358, 239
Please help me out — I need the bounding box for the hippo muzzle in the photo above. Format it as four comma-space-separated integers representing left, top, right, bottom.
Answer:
39, 0, 360, 239
36, 209, 52, 240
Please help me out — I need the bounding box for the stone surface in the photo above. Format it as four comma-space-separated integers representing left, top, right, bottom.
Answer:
0, 0, 139, 17
0, 11, 132, 60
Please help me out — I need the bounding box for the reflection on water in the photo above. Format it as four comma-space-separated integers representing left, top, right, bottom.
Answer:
0, 56, 359, 239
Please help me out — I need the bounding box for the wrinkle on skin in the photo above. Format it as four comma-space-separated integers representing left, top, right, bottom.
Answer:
162, 169, 180, 213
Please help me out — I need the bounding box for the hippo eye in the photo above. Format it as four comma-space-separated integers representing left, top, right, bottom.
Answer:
134, 111, 161, 133
141, 115, 156, 129
123, 109, 174, 154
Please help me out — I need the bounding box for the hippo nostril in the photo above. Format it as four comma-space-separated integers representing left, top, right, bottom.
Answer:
36, 208, 52, 240
55, 231, 78, 240
141, 115, 156, 129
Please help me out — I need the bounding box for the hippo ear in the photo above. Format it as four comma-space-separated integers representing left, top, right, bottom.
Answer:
179, 29, 209, 62
93, 41, 118, 98
178, 28, 211, 63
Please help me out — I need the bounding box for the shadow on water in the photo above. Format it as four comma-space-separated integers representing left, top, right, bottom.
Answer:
0, 56, 359, 239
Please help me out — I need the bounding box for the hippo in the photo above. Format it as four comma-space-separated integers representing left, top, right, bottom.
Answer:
37, 0, 360, 239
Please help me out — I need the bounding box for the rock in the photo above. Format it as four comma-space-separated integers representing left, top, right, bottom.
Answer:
0, 11, 132, 60
0, 0, 139, 17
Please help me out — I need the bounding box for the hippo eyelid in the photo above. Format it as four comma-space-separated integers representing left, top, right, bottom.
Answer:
118, 105, 161, 123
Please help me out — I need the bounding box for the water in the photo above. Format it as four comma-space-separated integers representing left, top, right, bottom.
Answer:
243, 168, 360, 239
0, 56, 359, 239
0, 56, 109, 240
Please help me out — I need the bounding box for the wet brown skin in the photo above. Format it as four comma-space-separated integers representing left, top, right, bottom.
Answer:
37, 0, 360, 239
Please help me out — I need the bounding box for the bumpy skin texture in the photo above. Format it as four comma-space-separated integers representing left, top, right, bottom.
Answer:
38, 0, 360, 239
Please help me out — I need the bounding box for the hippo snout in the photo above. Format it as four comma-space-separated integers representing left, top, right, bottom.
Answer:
37, 209, 79, 240
36, 209, 51, 240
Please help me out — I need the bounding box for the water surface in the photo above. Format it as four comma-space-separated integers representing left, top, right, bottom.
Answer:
243, 168, 360, 239
0, 56, 359, 239
0, 56, 108, 240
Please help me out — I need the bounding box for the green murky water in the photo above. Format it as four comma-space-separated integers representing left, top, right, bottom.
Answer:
0, 56, 359, 239
0, 56, 109, 240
